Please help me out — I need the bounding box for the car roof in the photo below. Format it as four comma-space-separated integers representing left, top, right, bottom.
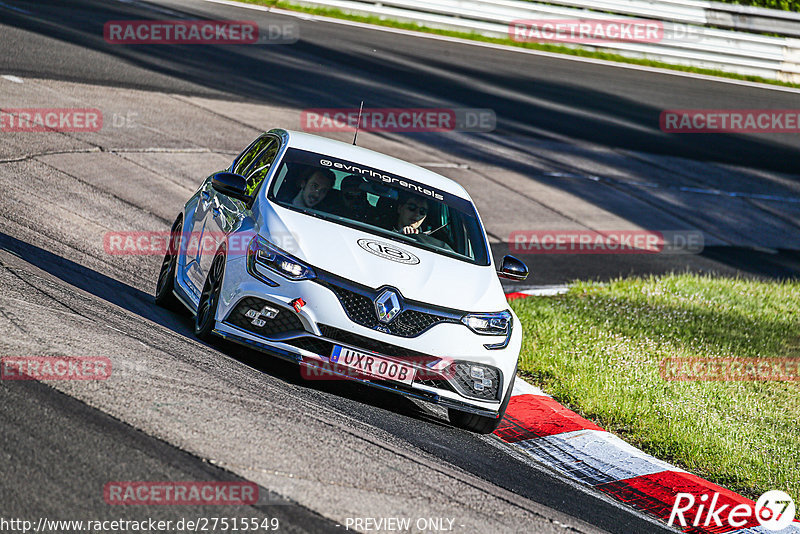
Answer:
275, 129, 473, 200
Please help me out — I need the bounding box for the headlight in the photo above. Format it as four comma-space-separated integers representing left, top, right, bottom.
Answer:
461, 310, 511, 336
247, 236, 315, 283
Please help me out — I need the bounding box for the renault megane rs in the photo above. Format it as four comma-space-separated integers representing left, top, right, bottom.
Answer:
155, 128, 528, 433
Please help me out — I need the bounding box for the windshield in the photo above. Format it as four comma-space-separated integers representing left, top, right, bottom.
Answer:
267, 148, 490, 265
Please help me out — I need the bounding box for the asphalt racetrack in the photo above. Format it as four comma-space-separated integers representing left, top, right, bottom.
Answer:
1, 1, 799, 533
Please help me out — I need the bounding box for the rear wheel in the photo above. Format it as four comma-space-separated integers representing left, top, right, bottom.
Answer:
154, 216, 182, 310
195, 251, 225, 341
448, 366, 516, 434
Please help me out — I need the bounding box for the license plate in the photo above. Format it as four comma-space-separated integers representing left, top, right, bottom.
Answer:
330, 345, 416, 385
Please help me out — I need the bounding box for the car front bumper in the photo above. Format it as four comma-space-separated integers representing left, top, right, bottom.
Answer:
214, 254, 521, 417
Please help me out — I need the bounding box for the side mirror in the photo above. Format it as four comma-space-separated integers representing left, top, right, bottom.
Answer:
497, 255, 529, 281
211, 172, 249, 202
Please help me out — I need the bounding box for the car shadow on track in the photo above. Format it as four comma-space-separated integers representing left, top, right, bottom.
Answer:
217, 335, 450, 424
0, 231, 451, 429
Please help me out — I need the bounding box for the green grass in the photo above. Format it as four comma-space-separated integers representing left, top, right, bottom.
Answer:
511, 274, 800, 502
235, 0, 800, 89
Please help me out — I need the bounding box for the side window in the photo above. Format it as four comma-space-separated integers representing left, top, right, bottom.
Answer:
242, 139, 280, 197
233, 135, 273, 176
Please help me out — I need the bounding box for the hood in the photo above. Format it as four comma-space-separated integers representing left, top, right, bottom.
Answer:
262, 205, 507, 312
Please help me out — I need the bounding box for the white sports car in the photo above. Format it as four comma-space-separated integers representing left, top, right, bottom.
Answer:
155, 129, 528, 433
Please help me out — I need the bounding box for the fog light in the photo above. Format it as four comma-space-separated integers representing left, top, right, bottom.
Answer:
246, 305, 279, 326
260, 306, 279, 319
452, 361, 501, 400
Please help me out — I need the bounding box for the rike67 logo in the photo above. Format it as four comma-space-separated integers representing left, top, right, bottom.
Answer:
669, 490, 796, 531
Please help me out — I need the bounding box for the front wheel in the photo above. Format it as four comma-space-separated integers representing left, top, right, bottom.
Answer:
448, 366, 516, 434
195, 251, 225, 341
154, 216, 182, 310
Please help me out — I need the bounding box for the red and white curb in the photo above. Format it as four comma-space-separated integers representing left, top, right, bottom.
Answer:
505, 285, 570, 300
502, 291, 800, 534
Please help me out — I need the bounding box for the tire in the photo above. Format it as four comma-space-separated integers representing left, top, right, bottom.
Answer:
154, 216, 182, 310
195, 251, 225, 341
448, 366, 517, 434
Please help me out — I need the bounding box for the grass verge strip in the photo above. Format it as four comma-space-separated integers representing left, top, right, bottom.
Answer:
510, 274, 799, 502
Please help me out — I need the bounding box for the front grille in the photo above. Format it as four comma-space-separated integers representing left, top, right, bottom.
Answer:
224, 297, 305, 338
285, 325, 454, 393
284, 336, 333, 356
323, 283, 458, 337
413, 376, 455, 391
392, 310, 444, 337
317, 324, 434, 361
328, 285, 378, 328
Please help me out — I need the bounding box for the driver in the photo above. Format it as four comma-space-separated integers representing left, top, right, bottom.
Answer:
394, 193, 428, 235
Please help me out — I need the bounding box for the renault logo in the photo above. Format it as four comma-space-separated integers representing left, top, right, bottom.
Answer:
375, 289, 402, 324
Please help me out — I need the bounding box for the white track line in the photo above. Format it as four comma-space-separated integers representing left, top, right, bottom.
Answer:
513, 429, 685, 486
511, 285, 570, 296
511, 379, 549, 397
